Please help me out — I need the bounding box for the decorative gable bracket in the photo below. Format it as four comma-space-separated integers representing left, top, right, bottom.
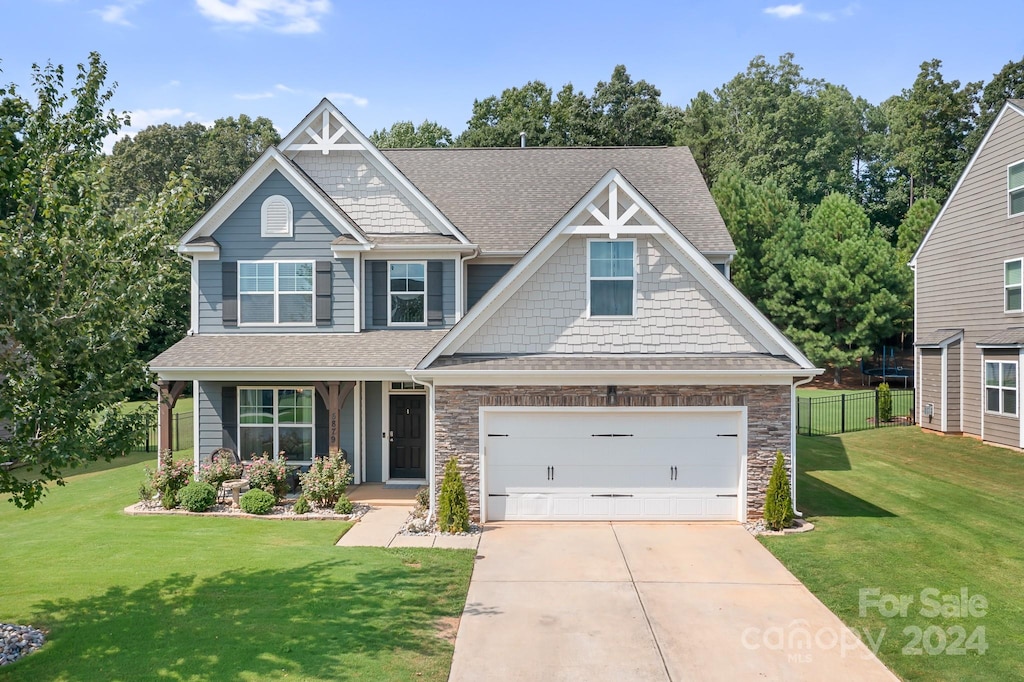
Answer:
284, 109, 364, 155
565, 179, 659, 239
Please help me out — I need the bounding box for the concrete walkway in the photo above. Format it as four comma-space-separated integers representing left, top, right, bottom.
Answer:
335, 485, 480, 549
449, 523, 898, 681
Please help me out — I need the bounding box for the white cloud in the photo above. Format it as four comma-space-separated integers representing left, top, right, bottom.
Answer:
764, 3, 804, 18
195, 0, 331, 34
274, 83, 299, 93
233, 91, 275, 100
95, 0, 144, 26
325, 91, 369, 108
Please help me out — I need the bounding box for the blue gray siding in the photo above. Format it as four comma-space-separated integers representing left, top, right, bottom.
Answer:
197, 381, 225, 463
364, 381, 383, 482
198, 171, 355, 333
363, 259, 456, 329
467, 263, 512, 309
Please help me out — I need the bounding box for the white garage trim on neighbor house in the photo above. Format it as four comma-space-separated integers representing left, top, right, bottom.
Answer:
479, 407, 747, 522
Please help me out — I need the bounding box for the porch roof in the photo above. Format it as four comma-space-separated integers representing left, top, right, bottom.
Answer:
150, 330, 449, 372
976, 328, 1024, 348
915, 328, 963, 348
423, 353, 804, 373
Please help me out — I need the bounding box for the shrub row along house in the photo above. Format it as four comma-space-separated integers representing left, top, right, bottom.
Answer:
150, 99, 820, 522
912, 99, 1024, 449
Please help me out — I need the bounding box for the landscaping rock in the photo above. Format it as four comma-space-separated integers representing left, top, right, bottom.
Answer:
0, 623, 45, 665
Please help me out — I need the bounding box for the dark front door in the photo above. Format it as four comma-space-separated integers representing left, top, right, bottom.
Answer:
389, 394, 426, 479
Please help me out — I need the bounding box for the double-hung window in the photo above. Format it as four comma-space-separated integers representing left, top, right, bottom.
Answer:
239, 388, 314, 463
239, 261, 313, 324
588, 239, 635, 317
1006, 259, 1022, 312
389, 262, 426, 325
1010, 161, 1024, 217
985, 361, 1017, 416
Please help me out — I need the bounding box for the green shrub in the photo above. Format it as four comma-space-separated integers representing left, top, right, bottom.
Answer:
144, 450, 192, 508
138, 482, 154, 503
245, 454, 289, 501
438, 456, 470, 533
415, 486, 430, 510
240, 488, 276, 515
178, 481, 217, 512
333, 495, 353, 515
161, 488, 178, 509
292, 495, 311, 515
763, 451, 794, 531
878, 382, 893, 422
299, 451, 352, 508
197, 448, 243, 488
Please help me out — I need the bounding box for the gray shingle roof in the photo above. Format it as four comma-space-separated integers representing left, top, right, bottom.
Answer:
332, 233, 466, 246
381, 147, 733, 254
150, 331, 448, 370
915, 328, 963, 347
976, 329, 1024, 347
426, 354, 801, 372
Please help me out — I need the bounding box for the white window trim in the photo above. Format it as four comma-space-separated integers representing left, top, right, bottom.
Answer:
390, 381, 426, 392
984, 360, 1018, 417
238, 260, 316, 327
1005, 258, 1023, 313
261, 195, 294, 238
586, 238, 637, 319
238, 386, 316, 464
1008, 159, 1024, 218
387, 260, 428, 327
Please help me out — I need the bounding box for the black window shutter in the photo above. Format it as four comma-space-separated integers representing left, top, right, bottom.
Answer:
221, 387, 238, 453
371, 261, 388, 326
427, 261, 443, 326
315, 261, 332, 326
222, 262, 237, 327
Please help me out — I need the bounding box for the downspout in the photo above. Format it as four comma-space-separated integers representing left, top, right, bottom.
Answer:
791, 375, 815, 518
410, 374, 436, 523
457, 248, 479, 321
176, 252, 198, 335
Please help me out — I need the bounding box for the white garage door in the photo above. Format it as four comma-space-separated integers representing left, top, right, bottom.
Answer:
483, 409, 744, 522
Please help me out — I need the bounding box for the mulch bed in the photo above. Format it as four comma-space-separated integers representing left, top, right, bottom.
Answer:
124, 500, 370, 521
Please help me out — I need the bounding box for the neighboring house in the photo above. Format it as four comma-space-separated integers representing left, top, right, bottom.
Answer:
911, 99, 1024, 448
150, 99, 820, 522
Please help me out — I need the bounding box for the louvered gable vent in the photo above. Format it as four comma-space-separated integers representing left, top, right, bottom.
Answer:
261, 195, 293, 237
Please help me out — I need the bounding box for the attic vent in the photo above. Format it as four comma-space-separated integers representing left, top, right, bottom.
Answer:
261, 195, 293, 237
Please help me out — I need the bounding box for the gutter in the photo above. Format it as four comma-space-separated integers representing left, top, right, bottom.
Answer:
790, 374, 816, 518
409, 374, 437, 524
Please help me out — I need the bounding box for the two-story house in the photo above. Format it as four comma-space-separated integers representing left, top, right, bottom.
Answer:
912, 99, 1024, 449
150, 99, 820, 522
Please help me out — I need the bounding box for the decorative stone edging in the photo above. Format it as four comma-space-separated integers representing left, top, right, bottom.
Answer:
123, 502, 370, 521
1, 623, 45, 666
744, 518, 815, 536
398, 509, 482, 537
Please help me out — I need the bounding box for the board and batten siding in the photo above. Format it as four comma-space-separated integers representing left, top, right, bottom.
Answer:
916, 108, 1024, 446
197, 170, 355, 333
467, 263, 513, 309
919, 350, 943, 431
363, 259, 456, 329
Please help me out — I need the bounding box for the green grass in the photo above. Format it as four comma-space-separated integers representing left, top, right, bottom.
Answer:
797, 388, 914, 435
0, 453, 474, 681
762, 429, 1024, 681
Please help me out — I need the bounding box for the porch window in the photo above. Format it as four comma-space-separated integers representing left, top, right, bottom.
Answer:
239, 387, 314, 463
985, 361, 1017, 416
239, 261, 313, 325
1006, 259, 1022, 312
1010, 160, 1024, 216
588, 239, 635, 317
388, 262, 426, 325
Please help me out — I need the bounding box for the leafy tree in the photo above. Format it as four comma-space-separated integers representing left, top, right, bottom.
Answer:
763, 194, 909, 384
967, 56, 1024, 156
591, 65, 673, 146
370, 119, 453, 148
458, 80, 556, 147
895, 197, 941, 264
0, 54, 178, 508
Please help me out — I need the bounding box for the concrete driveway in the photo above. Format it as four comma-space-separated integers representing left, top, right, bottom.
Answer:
449, 523, 897, 681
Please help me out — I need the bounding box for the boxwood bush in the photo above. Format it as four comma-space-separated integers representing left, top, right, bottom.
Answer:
240, 488, 276, 515
333, 494, 353, 515
178, 481, 217, 512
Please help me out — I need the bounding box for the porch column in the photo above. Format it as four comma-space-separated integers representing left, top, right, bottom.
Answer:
315, 381, 356, 456
156, 380, 187, 457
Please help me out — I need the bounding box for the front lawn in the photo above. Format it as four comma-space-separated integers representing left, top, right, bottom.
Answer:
763, 429, 1024, 681
0, 453, 474, 681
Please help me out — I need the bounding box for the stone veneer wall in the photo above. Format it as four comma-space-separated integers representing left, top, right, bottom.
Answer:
433, 384, 791, 521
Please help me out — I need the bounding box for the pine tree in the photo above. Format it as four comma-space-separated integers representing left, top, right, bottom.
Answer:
763, 451, 794, 531
437, 456, 470, 533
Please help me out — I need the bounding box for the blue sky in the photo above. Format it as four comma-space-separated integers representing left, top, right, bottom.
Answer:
3, 1, 1022, 150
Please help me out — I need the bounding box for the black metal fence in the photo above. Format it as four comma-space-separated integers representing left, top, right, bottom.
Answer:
797, 389, 915, 436
143, 412, 194, 452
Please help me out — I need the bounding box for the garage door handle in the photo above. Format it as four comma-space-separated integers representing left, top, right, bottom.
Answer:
669, 465, 677, 481
592, 433, 633, 437
716, 494, 738, 498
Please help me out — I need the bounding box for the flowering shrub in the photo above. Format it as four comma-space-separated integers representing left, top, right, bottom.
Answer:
299, 451, 352, 508
144, 450, 193, 508
197, 449, 243, 488
245, 453, 289, 501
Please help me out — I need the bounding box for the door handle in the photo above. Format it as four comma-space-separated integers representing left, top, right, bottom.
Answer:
389, 430, 394, 443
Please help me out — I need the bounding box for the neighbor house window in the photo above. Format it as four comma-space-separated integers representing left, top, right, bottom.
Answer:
1006, 259, 1022, 312
239, 261, 313, 325
1010, 161, 1024, 217
261, 195, 293, 237
985, 361, 1017, 416
588, 239, 635, 316
239, 388, 314, 462
389, 262, 426, 325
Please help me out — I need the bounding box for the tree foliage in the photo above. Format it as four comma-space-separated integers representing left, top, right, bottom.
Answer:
763, 451, 793, 531
0, 54, 178, 507
895, 197, 941, 265
967, 56, 1024, 158
370, 119, 453, 148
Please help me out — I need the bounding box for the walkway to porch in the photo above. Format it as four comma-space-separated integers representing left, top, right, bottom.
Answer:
337, 484, 480, 550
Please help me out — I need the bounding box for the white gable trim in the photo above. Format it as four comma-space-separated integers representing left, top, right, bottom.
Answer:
418, 170, 817, 370
178, 147, 368, 248
280, 99, 473, 246
910, 101, 1024, 268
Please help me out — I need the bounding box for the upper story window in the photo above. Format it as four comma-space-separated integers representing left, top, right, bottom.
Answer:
261, 195, 293, 237
588, 239, 635, 317
389, 262, 426, 325
1009, 161, 1024, 217
1006, 259, 1022, 312
239, 261, 313, 325
985, 360, 1017, 416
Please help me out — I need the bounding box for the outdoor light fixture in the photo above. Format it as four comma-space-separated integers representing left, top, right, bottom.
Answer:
607, 386, 617, 405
